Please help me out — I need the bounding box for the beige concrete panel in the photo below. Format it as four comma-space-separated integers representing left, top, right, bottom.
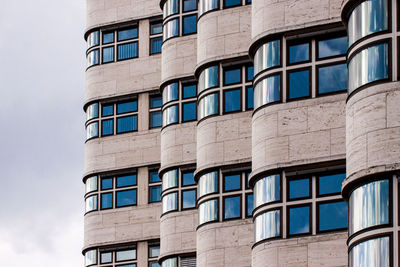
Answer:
85, 56, 161, 103
252, 233, 347, 267
197, 220, 253, 267
84, 203, 161, 248
160, 123, 197, 170
86, 0, 161, 30
251, 0, 342, 41
161, 36, 197, 83
197, 6, 251, 66
252, 94, 346, 175
159, 210, 197, 258
197, 112, 252, 171
84, 131, 160, 176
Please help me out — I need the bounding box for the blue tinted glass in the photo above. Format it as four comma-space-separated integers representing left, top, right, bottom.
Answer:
289, 178, 310, 200
224, 0, 241, 7
183, 0, 197, 11
288, 69, 310, 99
289, 43, 309, 64
116, 189, 137, 207
151, 22, 162, 35
183, 15, 197, 35
150, 262, 160, 267
183, 102, 196, 121
150, 95, 162, 108
150, 37, 162, 54
101, 178, 113, 190
150, 186, 162, 202
103, 32, 114, 44
117, 101, 137, 114
319, 201, 348, 231
182, 190, 196, 209
149, 170, 161, 183
224, 89, 241, 113
224, 174, 241, 191
224, 196, 241, 219
289, 206, 310, 235
246, 87, 253, 109
101, 119, 114, 136
101, 193, 113, 209
246, 0, 252, 3
245, 171, 250, 189
318, 64, 347, 94
318, 36, 347, 58
116, 174, 137, 187
183, 84, 196, 98
102, 47, 114, 63
224, 68, 241, 85
118, 28, 138, 41
118, 42, 138, 60
102, 104, 113, 116
318, 173, 346, 195
150, 111, 162, 128
247, 194, 254, 217
247, 66, 254, 81
182, 172, 195, 186
117, 116, 137, 133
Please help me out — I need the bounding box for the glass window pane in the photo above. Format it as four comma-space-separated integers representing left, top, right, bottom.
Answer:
318, 36, 347, 58
162, 257, 178, 267
183, 0, 197, 11
183, 84, 197, 98
318, 201, 348, 231
117, 28, 138, 41
163, 18, 179, 41
162, 192, 178, 213
149, 245, 160, 258
116, 174, 137, 187
151, 22, 163, 35
117, 101, 137, 114
247, 65, 254, 81
149, 170, 161, 183
254, 174, 280, 207
117, 115, 138, 133
101, 177, 113, 190
101, 192, 113, 209
199, 0, 218, 16
150, 37, 162, 54
116, 189, 137, 207
85, 249, 97, 266
182, 190, 196, 209
289, 206, 310, 235
162, 169, 178, 190
163, 0, 179, 18
183, 102, 197, 122
102, 104, 114, 116
150, 262, 161, 267
86, 122, 99, 140
288, 69, 310, 99
86, 176, 98, 193
116, 249, 136, 261
162, 105, 178, 126
100, 252, 112, 264
198, 65, 218, 93
199, 199, 218, 224
349, 179, 389, 235
87, 31, 99, 48
163, 83, 179, 104
182, 171, 195, 186
198, 171, 218, 197
87, 103, 99, 121
224, 67, 241, 85
102, 47, 114, 63
349, 236, 390, 267
318, 63, 347, 94
224, 89, 241, 113
254, 40, 280, 75
101, 119, 113, 136
246, 194, 254, 217
150, 95, 162, 109
224, 173, 241, 191
289, 43, 309, 64
150, 186, 162, 202
288, 178, 310, 200
254, 74, 280, 109
87, 49, 99, 68
246, 87, 253, 109
183, 15, 197, 35
118, 42, 138, 60
224, 196, 241, 219
224, 0, 241, 7
198, 93, 219, 120
150, 111, 162, 128
318, 172, 346, 196
85, 195, 98, 212
103, 32, 114, 44
254, 210, 280, 242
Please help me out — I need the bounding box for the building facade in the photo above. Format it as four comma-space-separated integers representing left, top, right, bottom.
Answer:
82, 0, 399, 266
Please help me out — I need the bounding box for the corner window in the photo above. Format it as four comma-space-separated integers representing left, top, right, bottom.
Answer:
86, 103, 99, 121
349, 236, 390, 267
198, 65, 219, 93
87, 31, 99, 49
198, 93, 218, 120
198, 171, 218, 198
198, 199, 218, 225
87, 49, 99, 68
163, 18, 179, 41
254, 174, 280, 208
254, 209, 280, 242
85, 249, 97, 266
85, 195, 98, 213
254, 39, 280, 75
162, 192, 178, 213
86, 122, 99, 140
162, 104, 179, 127
253, 74, 280, 109
162, 169, 178, 191
163, 0, 179, 19
163, 82, 179, 104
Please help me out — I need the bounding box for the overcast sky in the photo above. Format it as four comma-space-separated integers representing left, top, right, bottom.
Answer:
0, 1, 86, 266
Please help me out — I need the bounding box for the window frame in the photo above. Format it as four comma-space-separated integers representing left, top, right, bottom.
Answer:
181, 100, 197, 122
286, 67, 312, 101
245, 192, 254, 218
286, 176, 312, 201
286, 39, 312, 66
117, 41, 139, 61
316, 61, 348, 97
116, 114, 138, 134
222, 87, 242, 114
222, 194, 242, 221
223, 65, 243, 86
115, 188, 138, 208
100, 192, 114, 210
287, 203, 312, 237
182, 14, 198, 36
316, 199, 348, 234
181, 188, 197, 210
101, 46, 115, 64
222, 172, 243, 192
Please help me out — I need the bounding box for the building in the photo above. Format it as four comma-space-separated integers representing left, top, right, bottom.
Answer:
82, 0, 399, 266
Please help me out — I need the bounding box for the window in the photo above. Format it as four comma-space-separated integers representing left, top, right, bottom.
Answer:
162, 257, 178, 267
162, 192, 178, 213
86, 122, 99, 140
116, 249, 136, 262
246, 86, 253, 110
103, 32, 114, 44
85, 249, 97, 266
150, 21, 163, 35
150, 94, 162, 128
182, 101, 196, 122
182, 189, 196, 209
246, 193, 253, 217
162, 169, 178, 191
101, 192, 113, 210
254, 209, 280, 242
317, 36, 347, 58
198, 93, 218, 120
149, 244, 161, 267
86, 103, 99, 121
116, 174, 137, 188
162, 104, 178, 127
117, 100, 137, 114
163, 82, 179, 104
118, 27, 138, 41
149, 169, 162, 203
102, 46, 114, 63
254, 174, 280, 208
288, 69, 310, 100
288, 205, 310, 236
349, 236, 390, 267
102, 177, 113, 190
88, 247, 137, 267
86, 176, 98, 193
183, 0, 197, 11
253, 74, 280, 109
318, 200, 348, 232
317, 172, 345, 196
163, 18, 179, 41
198, 199, 218, 225
223, 67, 241, 85
223, 195, 241, 219
102, 104, 114, 116
118, 42, 138, 61
198, 171, 218, 198
198, 0, 218, 16
223, 173, 241, 191
198, 65, 219, 93
163, 0, 179, 19
288, 42, 310, 64
223, 89, 241, 113
87, 31, 99, 49
117, 115, 138, 133
101, 119, 113, 136
85, 195, 98, 213
116, 189, 137, 207
317, 63, 347, 95
150, 20, 163, 55
224, 0, 241, 8
183, 15, 197, 35
101, 251, 112, 263
182, 83, 196, 99
288, 177, 310, 200
150, 37, 162, 54
87, 49, 99, 68
182, 171, 195, 186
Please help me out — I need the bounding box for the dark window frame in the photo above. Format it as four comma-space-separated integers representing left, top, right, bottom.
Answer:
115, 188, 138, 208
286, 176, 312, 201
197, 197, 219, 229
182, 82, 197, 99
116, 173, 137, 188
316, 199, 348, 233
116, 114, 138, 134
182, 14, 198, 36
100, 192, 113, 210
150, 110, 162, 129
223, 65, 242, 86
316, 61, 348, 97
117, 41, 139, 61
245, 85, 253, 110
101, 118, 114, 137
181, 188, 197, 210
223, 87, 242, 114
316, 170, 346, 197
245, 192, 254, 218
286, 67, 312, 101
181, 170, 196, 187
287, 39, 312, 66
287, 203, 312, 237
222, 194, 242, 221
223, 172, 243, 192
117, 26, 139, 42
115, 248, 137, 262
182, 0, 198, 13
149, 185, 162, 203
316, 32, 348, 60
102, 46, 115, 64
150, 36, 163, 55
182, 100, 197, 122
102, 31, 115, 45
